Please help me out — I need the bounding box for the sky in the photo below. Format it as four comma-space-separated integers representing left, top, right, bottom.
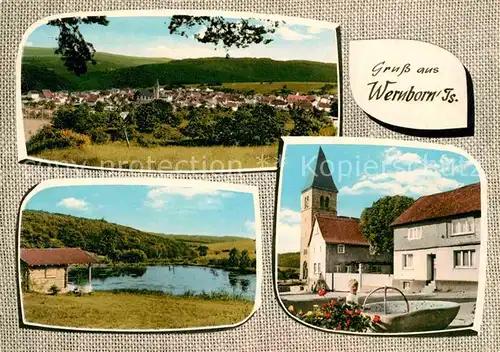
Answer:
24, 16, 337, 62
24, 184, 256, 238
277, 143, 481, 253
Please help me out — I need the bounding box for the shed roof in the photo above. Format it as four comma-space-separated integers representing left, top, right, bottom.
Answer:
21, 248, 99, 266
309, 215, 369, 246
391, 183, 481, 227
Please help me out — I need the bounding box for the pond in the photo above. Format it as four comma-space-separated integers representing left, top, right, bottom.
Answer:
68, 265, 256, 299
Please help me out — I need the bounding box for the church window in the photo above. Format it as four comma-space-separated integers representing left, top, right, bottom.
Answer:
320, 196, 324, 209
325, 197, 330, 209
304, 196, 310, 209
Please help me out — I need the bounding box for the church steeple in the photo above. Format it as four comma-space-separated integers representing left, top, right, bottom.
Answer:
303, 146, 338, 193
154, 79, 160, 99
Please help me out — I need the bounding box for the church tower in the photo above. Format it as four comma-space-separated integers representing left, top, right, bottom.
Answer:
300, 146, 338, 280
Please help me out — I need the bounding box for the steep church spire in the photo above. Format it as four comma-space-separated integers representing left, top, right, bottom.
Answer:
303, 146, 338, 193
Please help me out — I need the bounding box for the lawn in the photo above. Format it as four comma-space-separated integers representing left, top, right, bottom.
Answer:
23, 291, 254, 330
30, 142, 279, 171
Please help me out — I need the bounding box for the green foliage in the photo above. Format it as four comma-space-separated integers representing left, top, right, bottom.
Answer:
134, 100, 178, 133
228, 248, 240, 267
49, 284, 61, 296
22, 56, 337, 92
360, 195, 415, 254
120, 249, 147, 263
197, 245, 209, 257
47, 16, 109, 76
152, 124, 185, 141
52, 104, 108, 133
26, 126, 91, 154
290, 108, 330, 136
277, 252, 300, 268
277, 268, 299, 280
20, 210, 196, 261
89, 127, 111, 144
290, 299, 374, 332
238, 249, 251, 270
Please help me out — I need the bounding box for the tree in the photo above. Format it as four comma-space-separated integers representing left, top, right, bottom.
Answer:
238, 249, 251, 270
49, 15, 282, 76
48, 16, 109, 76
197, 245, 209, 257
228, 248, 240, 267
120, 249, 147, 263
360, 196, 415, 255
290, 108, 328, 136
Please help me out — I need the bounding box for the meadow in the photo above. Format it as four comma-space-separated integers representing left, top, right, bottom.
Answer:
186, 81, 338, 95
23, 291, 254, 329
30, 141, 279, 170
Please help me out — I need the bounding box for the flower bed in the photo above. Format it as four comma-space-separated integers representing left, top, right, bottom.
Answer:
287, 289, 381, 333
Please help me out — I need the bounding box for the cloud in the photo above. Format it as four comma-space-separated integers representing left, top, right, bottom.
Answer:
277, 208, 301, 253
24, 41, 33, 47
244, 220, 256, 237
306, 26, 326, 34
275, 26, 314, 41
340, 168, 463, 197
144, 186, 232, 210
383, 147, 423, 166
57, 197, 89, 211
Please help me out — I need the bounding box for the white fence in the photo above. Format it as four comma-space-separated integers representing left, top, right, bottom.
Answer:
326, 272, 393, 292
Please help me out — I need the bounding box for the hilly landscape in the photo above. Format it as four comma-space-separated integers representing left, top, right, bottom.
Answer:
21, 210, 255, 262
21, 47, 337, 92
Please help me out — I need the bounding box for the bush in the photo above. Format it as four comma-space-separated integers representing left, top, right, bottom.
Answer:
26, 126, 91, 154
89, 128, 111, 144
152, 124, 184, 141
48, 284, 61, 296
120, 249, 147, 263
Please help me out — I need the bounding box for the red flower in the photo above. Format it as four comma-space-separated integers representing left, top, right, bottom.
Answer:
330, 300, 337, 307
336, 324, 342, 330
354, 309, 361, 315
318, 289, 326, 297
321, 304, 328, 310
346, 318, 351, 326
345, 309, 353, 316
325, 311, 332, 319
372, 315, 381, 323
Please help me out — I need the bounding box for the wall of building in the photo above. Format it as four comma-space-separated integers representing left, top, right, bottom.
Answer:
394, 244, 480, 286
27, 266, 67, 293
393, 215, 481, 251
325, 243, 372, 273
329, 272, 393, 292
308, 221, 326, 284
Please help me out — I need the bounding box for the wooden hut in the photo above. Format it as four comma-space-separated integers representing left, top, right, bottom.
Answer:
20, 248, 99, 294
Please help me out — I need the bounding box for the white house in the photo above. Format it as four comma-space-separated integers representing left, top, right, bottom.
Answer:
391, 183, 481, 293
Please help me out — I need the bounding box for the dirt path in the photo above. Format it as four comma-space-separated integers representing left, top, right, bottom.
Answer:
23, 118, 51, 141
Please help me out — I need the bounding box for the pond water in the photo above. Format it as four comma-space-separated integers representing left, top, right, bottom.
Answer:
69, 265, 256, 299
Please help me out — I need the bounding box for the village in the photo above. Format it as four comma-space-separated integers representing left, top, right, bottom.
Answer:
21, 81, 338, 119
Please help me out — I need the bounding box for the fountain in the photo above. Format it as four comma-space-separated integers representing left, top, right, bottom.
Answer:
362, 286, 461, 333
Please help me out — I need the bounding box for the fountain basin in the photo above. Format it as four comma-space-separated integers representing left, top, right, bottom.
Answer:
363, 300, 460, 333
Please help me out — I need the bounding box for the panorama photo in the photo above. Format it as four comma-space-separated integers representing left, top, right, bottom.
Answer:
275, 138, 485, 335
19, 12, 339, 171
19, 180, 260, 331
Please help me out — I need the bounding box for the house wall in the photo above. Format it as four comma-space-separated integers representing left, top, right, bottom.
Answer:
393, 244, 480, 292
325, 243, 371, 273
393, 215, 481, 251
27, 266, 68, 293
308, 221, 326, 284
330, 273, 393, 292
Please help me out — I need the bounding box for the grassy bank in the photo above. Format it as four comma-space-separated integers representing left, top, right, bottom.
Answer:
186, 81, 338, 95
30, 142, 278, 170
23, 291, 254, 329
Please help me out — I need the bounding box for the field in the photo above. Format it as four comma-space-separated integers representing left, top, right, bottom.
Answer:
23, 118, 51, 140
278, 252, 300, 273
23, 291, 254, 329
29, 142, 279, 170
187, 82, 338, 95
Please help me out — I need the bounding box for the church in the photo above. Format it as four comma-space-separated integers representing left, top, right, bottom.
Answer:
300, 147, 392, 290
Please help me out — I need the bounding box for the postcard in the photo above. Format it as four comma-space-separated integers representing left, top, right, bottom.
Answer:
17, 10, 340, 172
274, 137, 486, 336
18, 178, 261, 332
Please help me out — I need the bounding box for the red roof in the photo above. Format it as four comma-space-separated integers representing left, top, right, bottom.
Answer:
310, 215, 369, 246
391, 183, 481, 227
21, 248, 99, 266
287, 94, 309, 102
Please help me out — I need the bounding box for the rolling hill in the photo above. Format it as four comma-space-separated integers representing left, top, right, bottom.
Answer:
21, 47, 337, 92
20, 210, 253, 261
